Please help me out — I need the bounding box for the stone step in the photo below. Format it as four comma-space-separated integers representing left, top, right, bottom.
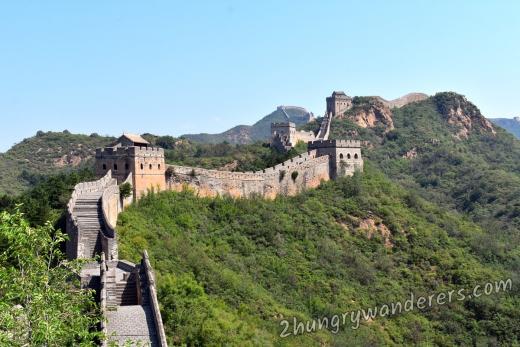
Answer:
106, 305, 158, 346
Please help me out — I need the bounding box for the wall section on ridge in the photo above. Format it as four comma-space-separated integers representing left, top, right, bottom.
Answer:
166, 151, 331, 199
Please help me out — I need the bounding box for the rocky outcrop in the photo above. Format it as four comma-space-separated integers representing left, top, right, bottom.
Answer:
433, 92, 496, 139
357, 218, 393, 249
340, 97, 394, 131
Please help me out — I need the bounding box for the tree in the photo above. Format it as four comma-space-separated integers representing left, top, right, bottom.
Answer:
0, 208, 100, 346
119, 182, 133, 199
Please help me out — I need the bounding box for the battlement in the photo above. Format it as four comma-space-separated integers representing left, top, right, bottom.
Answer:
308, 139, 361, 148
271, 122, 296, 128
96, 145, 164, 158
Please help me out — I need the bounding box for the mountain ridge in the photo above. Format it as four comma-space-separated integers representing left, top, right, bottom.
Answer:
490, 117, 520, 138
182, 93, 428, 144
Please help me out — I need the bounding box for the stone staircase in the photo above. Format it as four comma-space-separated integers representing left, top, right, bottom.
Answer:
73, 191, 104, 258
106, 305, 159, 346
104, 262, 160, 346
67, 171, 167, 346
106, 270, 139, 307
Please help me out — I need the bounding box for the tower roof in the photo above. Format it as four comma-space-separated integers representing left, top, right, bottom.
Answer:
112, 133, 150, 147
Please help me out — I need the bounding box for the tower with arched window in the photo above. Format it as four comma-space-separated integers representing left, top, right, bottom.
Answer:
308, 139, 363, 178
95, 133, 166, 198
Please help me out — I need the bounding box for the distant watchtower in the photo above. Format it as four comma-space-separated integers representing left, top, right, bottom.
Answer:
95, 134, 166, 198
270, 122, 297, 151
326, 91, 352, 117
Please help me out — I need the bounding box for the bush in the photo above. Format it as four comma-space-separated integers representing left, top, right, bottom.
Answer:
291, 171, 298, 181
119, 182, 132, 199
0, 209, 100, 345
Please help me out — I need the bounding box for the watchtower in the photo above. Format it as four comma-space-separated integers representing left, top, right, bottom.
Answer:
326, 91, 353, 117
308, 139, 363, 178
270, 122, 297, 151
95, 134, 166, 198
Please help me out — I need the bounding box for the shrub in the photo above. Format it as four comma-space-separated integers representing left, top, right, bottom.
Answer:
119, 182, 132, 199
291, 171, 298, 181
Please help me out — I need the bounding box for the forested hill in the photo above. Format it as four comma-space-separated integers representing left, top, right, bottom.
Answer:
0, 131, 113, 195
1, 91, 519, 345
116, 92, 520, 346
331, 92, 520, 241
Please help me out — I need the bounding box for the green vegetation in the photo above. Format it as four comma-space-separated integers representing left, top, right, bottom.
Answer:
0, 131, 112, 195
117, 165, 519, 346
0, 208, 100, 345
144, 134, 307, 172
119, 182, 133, 199
0, 168, 95, 228
114, 92, 520, 345
3, 92, 520, 345
331, 94, 520, 274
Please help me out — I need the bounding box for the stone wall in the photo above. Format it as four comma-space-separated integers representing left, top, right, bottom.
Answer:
66, 171, 114, 259
141, 251, 168, 347
100, 182, 120, 260
166, 150, 331, 199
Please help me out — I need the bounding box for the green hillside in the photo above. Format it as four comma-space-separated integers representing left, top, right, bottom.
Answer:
118, 165, 519, 346
2, 92, 519, 346
115, 92, 520, 346
331, 93, 520, 260
0, 131, 113, 195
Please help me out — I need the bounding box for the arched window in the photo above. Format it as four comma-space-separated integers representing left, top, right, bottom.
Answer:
339, 153, 344, 159
149, 164, 152, 170
125, 163, 129, 170
140, 163, 144, 170
158, 164, 161, 170
347, 153, 351, 159
102, 163, 106, 170
113, 163, 118, 171
354, 153, 358, 159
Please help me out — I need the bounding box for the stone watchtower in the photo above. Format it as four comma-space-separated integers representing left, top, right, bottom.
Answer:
95, 134, 166, 198
308, 139, 363, 179
326, 91, 353, 117
270, 122, 297, 151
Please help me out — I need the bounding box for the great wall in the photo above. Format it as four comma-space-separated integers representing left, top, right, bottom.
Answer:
65, 91, 363, 346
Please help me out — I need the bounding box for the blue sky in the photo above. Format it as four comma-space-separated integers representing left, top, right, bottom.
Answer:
1, 1, 519, 151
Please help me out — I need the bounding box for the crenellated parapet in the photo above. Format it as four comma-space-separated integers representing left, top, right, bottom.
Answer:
308, 139, 363, 179
308, 139, 362, 148
166, 149, 333, 199
96, 145, 164, 159
96, 139, 166, 198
